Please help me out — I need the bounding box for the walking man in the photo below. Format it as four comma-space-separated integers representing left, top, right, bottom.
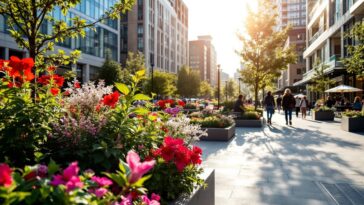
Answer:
282, 89, 295, 126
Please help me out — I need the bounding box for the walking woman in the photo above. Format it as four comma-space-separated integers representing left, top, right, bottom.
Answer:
300, 96, 309, 119
282, 88, 295, 125
264, 91, 275, 125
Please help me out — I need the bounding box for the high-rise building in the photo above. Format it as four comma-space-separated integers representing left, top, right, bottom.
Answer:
274, 0, 307, 94
120, 0, 188, 74
294, 0, 364, 101
0, 0, 120, 83
188, 35, 217, 86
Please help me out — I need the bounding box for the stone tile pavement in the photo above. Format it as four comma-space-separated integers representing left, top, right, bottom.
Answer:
197, 112, 364, 205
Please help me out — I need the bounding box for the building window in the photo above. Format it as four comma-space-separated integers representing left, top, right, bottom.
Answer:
297, 68, 302, 75
138, 0, 143, 20
89, 65, 100, 81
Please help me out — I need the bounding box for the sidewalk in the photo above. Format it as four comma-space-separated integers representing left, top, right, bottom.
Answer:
197, 112, 364, 205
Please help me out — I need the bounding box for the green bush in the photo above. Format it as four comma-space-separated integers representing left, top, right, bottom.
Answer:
191, 114, 234, 128
343, 110, 364, 118
241, 111, 261, 120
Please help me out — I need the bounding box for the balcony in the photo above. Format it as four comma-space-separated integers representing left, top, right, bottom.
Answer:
350, 0, 364, 15
309, 28, 324, 45
294, 55, 344, 86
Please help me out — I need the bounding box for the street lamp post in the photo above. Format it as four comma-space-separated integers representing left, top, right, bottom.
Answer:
151, 63, 154, 94
238, 77, 242, 94
225, 80, 228, 102
217, 64, 221, 110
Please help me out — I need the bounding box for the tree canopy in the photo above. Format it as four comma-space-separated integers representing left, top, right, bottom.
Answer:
121, 52, 146, 84
0, 0, 135, 70
308, 60, 336, 99
342, 22, 364, 78
199, 81, 213, 99
177, 66, 201, 98
98, 51, 123, 85
237, 0, 296, 109
144, 71, 177, 98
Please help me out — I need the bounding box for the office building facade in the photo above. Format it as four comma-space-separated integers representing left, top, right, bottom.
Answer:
188, 35, 217, 86
120, 0, 188, 74
294, 0, 364, 100
0, 0, 120, 82
274, 0, 307, 93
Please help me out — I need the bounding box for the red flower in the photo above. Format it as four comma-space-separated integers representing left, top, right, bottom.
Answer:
50, 88, 60, 96
47, 66, 57, 72
157, 100, 166, 109
0, 163, 13, 187
74, 81, 81, 88
177, 100, 185, 107
7, 56, 34, 81
190, 146, 202, 165
102, 91, 120, 108
0, 59, 9, 71
38, 74, 64, 87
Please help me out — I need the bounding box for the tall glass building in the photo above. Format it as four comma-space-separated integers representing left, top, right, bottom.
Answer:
0, 0, 120, 82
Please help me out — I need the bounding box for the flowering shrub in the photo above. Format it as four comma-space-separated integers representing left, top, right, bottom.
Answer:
184, 103, 197, 109
145, 137, 204, 201
0, 151, 160, 205
156, 99, 185, 110
313, 105, 334, 112
240, 111, 261, 120
0, 57, 206, 203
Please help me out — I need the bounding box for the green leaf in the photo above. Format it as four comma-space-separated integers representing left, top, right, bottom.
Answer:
132, 174, 152, 187
133, 107, 149, 115
132, 94, 151, 101
47, 160, 60, 175
115, 83, 130, 95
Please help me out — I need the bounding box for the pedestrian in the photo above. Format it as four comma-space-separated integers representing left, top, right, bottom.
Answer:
325, 96, 334, 108
353, 96, 362, 111
264, 91, 275, 125
300, 96, 309, 119
282, 88, 295, 126
234, 94, 245, 113
295, 97, 301, 117
276, 95, 282, 113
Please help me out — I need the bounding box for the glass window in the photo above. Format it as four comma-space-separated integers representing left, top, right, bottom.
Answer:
89, 66, 100, 81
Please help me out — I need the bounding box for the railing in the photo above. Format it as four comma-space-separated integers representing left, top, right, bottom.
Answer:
302, 54, 344, 81
309, 28, 324, 45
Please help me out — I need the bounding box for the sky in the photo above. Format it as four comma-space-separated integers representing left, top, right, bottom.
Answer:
184, 0, 252, 78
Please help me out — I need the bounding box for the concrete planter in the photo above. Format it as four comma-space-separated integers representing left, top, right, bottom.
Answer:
312, 110, 335, 121
235, 118, 263, 127
341, 116, 364, 132
170, 169, 215, 205
200, 124, 235, 141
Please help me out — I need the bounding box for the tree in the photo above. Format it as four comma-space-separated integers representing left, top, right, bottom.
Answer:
144, 71, 176, 98
98, 52, 122, 85
308, 60, 336, 100
223, 79, 237, 101
237, 0, 296, 109
0, 0, 135, 70
121, 52, 146, 84
177, 66, 200, 98
342, 22, 364, 78
199, 81, 213, 99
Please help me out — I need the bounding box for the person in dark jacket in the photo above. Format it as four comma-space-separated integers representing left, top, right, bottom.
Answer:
276, 95, 282, 113
234, 95, 245, 112
264, 91, 275, 125
282, 88, 295, 125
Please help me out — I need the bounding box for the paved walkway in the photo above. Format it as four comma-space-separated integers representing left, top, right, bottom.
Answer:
197, 112, 364, 205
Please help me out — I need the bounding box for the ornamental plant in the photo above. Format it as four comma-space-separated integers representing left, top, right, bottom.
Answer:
156, 99, 185, 110
240, 111, 261, 120
0, 151, 160, 205
342, 110, 364, 118
145, 137, 204, 202
0, 57, 64, 166
190, 113, 234, 128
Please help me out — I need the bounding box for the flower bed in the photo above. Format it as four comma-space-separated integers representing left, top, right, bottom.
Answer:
233, 111, 263, 127
190, 112, 235, 141
0, 57, 210, 204
341, 111, 364, 132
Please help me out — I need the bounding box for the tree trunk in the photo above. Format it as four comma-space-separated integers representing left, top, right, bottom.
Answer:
254, 80, 259, 111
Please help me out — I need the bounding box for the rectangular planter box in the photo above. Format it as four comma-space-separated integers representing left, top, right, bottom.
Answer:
200, 124, 235, 141
170, 168, 215, 205
312, 110, 335, 121
341, 116, 364, 132
235, 118, 263, 127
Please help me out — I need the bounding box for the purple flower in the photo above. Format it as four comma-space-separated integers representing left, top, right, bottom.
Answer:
126, 150, 155, 184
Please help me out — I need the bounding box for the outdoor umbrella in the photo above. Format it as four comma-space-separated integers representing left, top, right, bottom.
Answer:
325, 85, 363, 93
294, 93, 305, 98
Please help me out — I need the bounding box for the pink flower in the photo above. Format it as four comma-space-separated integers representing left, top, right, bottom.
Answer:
120, 194, 133, 205
91, 187, 108, 198
0, 163, 13, 187
151, 193, 161, 201
126, 150, 155, 184
50, 161, 83, 191
63, 162, 79, 180
65, 176, 83, 191
91, 176, 113, 187
141, 194, 160, 205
